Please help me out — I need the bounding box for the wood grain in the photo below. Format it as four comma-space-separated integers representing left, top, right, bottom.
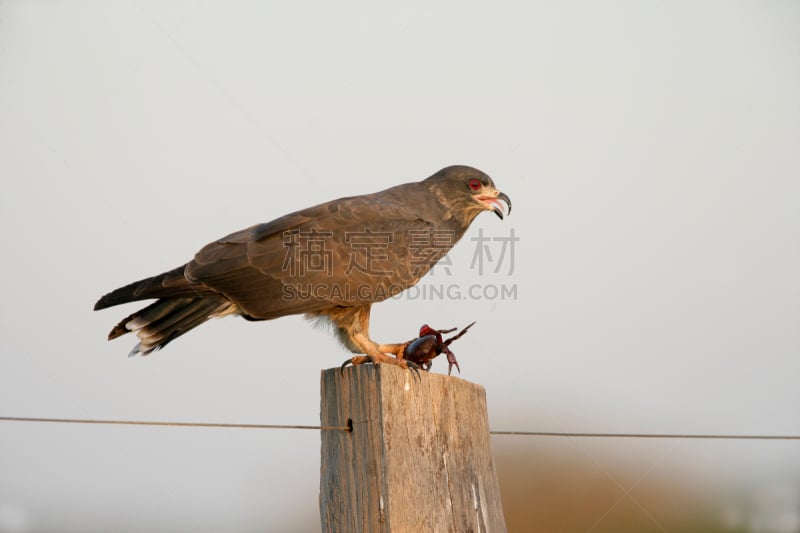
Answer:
320, 364, 506, 533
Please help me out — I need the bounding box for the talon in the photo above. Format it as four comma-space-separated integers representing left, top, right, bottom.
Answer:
340, 355, 371, 373
405, 360, 422, 380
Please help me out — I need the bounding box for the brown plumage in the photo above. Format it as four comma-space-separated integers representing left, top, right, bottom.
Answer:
94, 165, 511, 367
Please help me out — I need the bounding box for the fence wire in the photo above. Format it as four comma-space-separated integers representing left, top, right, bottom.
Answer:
2, 416, 799, 440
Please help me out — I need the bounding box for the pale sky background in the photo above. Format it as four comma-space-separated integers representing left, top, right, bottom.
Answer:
1, 1, 799, 532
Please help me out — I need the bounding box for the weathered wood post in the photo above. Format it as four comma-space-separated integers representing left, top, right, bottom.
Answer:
320, 364, 506, 532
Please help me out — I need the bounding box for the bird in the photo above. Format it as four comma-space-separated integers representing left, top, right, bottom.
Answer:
94, 165, 511, 369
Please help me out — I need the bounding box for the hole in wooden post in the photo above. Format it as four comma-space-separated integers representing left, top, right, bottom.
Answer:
347, 418, 353, 433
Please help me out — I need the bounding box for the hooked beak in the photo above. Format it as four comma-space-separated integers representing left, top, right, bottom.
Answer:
477, 191, 512, 220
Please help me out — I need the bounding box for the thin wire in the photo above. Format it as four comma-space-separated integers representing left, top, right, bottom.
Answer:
489, 430, 800, 440
2, 416, 800, 440
0, 416, 348, 431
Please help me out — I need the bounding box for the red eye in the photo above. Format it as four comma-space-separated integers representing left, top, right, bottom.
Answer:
468, 179, 482, 191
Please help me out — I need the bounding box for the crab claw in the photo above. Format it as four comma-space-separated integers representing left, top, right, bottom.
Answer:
444, 348, 461, 376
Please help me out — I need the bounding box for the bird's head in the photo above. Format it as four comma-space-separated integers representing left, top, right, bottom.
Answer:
424, 165, 512, 222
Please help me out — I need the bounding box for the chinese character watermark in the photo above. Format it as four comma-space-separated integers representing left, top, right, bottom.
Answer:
469, 227, 518, 275
408, 228, 456, 276
345, 228, 394, 275
282, 228, 333, 276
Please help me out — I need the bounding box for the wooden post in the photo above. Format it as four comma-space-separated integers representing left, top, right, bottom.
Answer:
320, 364, 507, 533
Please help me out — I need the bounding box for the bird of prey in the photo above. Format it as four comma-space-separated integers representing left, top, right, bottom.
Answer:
94, 165, 511, 369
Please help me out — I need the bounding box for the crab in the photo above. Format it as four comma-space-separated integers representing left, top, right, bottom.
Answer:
401, 321, 476, 375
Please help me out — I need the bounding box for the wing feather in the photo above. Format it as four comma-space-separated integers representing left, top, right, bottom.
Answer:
185, 181, 466, 319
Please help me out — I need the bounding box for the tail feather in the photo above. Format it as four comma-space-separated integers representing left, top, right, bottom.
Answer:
135, 297, 226, 347
124, 297, 193, 333
96, 266, 240, 355
108, 295, 236, 356
107, 299, 177, 340
94, 265, 214, 311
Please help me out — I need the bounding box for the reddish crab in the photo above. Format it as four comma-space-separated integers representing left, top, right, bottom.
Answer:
402, 321, 476, 375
